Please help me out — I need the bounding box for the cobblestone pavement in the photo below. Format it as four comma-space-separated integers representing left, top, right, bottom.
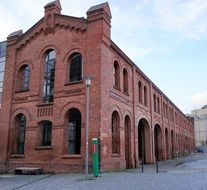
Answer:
1, 153, 207, 190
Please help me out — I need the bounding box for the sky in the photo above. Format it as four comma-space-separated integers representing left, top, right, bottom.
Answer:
0, 0, 207, 114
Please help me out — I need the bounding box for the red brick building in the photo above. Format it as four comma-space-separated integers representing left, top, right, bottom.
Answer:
0, 1, 195, 173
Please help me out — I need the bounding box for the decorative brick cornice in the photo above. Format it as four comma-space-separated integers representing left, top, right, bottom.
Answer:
16, 24, 86, 51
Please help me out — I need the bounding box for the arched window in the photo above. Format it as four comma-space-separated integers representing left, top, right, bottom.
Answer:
123, 68, 128, 94
15, 114, 26, 154
157, 97, 160, 114
144, 86, 147, 106
166, 104, 168, 118
43, 50, 55, 103
163, 102, 165, 117
169, 108, 172, 121
172, 109, 174, 122
39, 121, 52, 146
153, 94, 156, 112
112, 111, 120, 154
69, 53, 82, 82
18, 65, 30, 91
68, 108, 81, 154
113, 61, 120, 89
138, 81, 142, 104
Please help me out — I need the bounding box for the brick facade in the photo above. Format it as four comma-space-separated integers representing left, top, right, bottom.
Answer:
0, 1, 195, 173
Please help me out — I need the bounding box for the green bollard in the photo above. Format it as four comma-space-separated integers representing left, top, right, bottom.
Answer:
92, 138, 99, 177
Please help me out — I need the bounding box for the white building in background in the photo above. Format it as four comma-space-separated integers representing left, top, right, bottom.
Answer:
191, 105, 207, 148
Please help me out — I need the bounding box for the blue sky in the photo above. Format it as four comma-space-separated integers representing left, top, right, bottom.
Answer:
0, 0, 207, 114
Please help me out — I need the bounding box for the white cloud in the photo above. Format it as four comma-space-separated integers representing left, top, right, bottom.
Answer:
0, 0, 102, 41
0, 5, 20, 41
167, 91, 207, 114
153, 0, 207, 39
119, 44, 169, 60
62, 0, 102, 17
188, 91, 207, 109
110, 0, 207, 60
1, 0, 207, 54
15, 0, 46, 20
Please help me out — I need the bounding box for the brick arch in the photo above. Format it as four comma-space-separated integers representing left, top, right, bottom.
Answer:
17, 60, 34, 70
123, 110, 132, 123
11, 108, 32, 125
121, 64, 131, 78
37, 119, 52, 124
35, 117, 54, 124
137, 79, 142, 84
121, 64, 129, 72
136, 114, 150, 127
109, 105, 122, 121
63, 48, 83, 63
37, 45, 59, 61
153, 121, 163, 132
112, 56, 121, 65
59, 101, 85, 122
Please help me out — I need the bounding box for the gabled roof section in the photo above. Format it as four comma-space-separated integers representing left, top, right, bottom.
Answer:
8, 0, 87, 49
14, 13, 87, 50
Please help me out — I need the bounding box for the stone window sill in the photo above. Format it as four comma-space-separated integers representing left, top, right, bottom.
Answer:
37, 102, 54, 107
62, 154, 82, 159
111, 153, 120, 157
10, 154, 25, 158
35, 146, 52, 150
15, 89, 29, 93
65, 80, 83, 86
123, 91, 129, 96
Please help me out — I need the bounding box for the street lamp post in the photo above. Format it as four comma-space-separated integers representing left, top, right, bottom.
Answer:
84, 76, 92, 180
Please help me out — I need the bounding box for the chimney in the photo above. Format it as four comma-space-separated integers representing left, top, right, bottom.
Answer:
44, 0, 62, 30
7, 30, 23, 46
87, 2, 111, 25
87, 2, 112, 41
44, 0, 62, 16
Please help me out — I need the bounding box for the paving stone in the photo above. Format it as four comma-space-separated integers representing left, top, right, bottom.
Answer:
1, 153, 207, 190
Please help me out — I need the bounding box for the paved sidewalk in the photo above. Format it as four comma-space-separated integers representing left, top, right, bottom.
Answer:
138, 152, 205, 173
1, 153, 207, 190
